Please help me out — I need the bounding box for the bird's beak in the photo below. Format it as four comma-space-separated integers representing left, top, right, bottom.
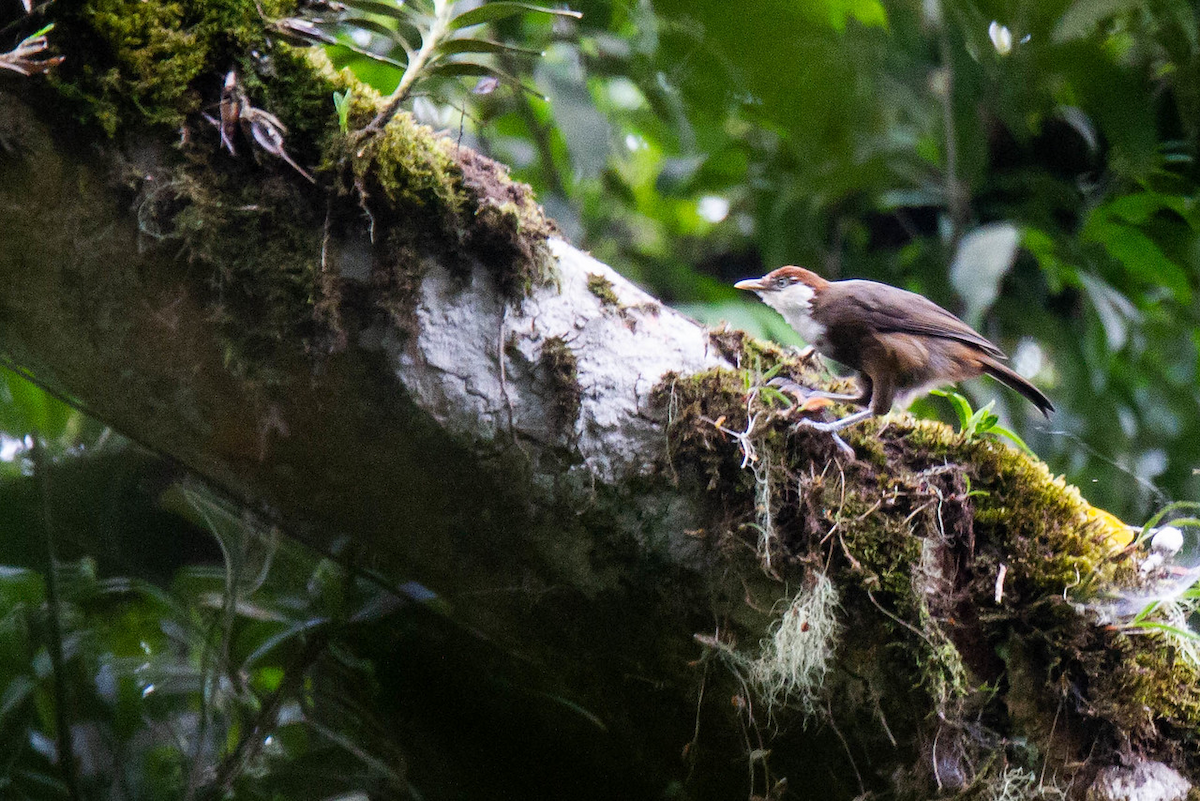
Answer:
734, 277, 766, 292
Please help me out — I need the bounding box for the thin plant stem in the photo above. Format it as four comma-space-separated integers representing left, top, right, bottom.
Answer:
31, 437, 81, 800
936, 0, 966, 248
367, 0, 454, 131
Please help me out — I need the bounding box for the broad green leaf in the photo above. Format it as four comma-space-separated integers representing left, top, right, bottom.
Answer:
1084, 222, 1191, 302
825, 0, 888, 32
929, 389, 973, 429
950, 222, 1021, 326
0, 370, 84, 446
1105, 191, 1197, 229
327, 47, 406, 92
449, 2, 581, 31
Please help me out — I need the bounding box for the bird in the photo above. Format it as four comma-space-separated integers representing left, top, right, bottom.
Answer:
735, 265, 1052, 454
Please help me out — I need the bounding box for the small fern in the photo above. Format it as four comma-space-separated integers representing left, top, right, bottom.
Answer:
278, 0, 581, 131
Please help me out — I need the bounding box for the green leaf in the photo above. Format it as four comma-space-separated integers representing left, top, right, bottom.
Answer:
427, 61, 546, 99
448, 2, 582, 31
341, 13, 419, 48
759, 386, 790, 408
825, 0, 888, 32
965, 400, 998, 437
427, 61, 495, 77
242, 617, 329, 669
333, 89, 352, 133
1137, 501, 1200, 547
342, 0, 422, 21
929, 389, 973, 429
436, 38, 544, 57
328, 40, 407, 70
1131, 620, 1200, 641
0, 370, 83, 445
988, 425, 1034, 456
759, 362, 785, 383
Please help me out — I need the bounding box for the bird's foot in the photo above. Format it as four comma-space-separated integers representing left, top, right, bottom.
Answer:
793, 417, 842, 433
793, 417, 856, 458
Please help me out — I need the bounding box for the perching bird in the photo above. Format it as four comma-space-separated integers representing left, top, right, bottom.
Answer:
735, 265, 1051, 454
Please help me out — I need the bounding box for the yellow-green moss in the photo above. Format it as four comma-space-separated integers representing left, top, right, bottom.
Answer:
349, 113, 464, 215
50, 0, 291, 135
587, 273, 620, 309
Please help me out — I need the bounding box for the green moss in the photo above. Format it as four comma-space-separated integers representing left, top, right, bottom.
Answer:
50, 0, 289, 135
587, 273, 620, 309
540, 337, 581, 429
349, 113, 464, 215
39, 0, 563, 379
651, 328, 1200, 787
1090, 633, 1200, 738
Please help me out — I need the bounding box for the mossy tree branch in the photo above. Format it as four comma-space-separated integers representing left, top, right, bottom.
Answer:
0, 2, 1196, 798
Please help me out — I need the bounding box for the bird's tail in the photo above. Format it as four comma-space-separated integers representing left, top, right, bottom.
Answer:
981, 358, 1054, 417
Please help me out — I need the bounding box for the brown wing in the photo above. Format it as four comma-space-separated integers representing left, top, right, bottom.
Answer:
821, 280, 1007, 359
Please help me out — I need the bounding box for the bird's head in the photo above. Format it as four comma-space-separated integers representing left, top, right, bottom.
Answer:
734, 266, 829, 317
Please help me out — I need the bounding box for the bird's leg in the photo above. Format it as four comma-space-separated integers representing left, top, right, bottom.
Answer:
768, 376, 868, 405
795, 408, 875, 459
796, 407, 875, 433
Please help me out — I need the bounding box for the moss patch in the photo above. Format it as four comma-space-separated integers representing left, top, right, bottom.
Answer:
652, 331, 1192, 794
587, 273, 620, 309
38, 0, 563, 378
540, 336, 581, 430
49, 0, 290, 135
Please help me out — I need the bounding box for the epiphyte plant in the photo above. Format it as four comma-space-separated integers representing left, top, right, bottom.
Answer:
277, 0, 582, 132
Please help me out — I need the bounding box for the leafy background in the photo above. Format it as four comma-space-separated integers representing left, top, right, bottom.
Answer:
2, 0, 1199, 797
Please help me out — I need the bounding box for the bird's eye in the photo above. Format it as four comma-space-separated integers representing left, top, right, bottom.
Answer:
774, 276, 789, 289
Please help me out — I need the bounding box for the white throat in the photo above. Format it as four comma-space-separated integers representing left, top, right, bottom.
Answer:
758, 284, 826, 346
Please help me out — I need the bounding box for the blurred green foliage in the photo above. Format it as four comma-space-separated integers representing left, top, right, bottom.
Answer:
0, 369, 640, 799
334, 0, 1199, 520
0, 370, 418, 798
